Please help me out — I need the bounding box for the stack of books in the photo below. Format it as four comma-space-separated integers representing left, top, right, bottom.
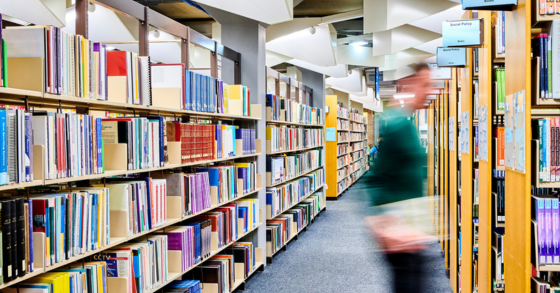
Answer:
266, 126, 324, 153
266, 149, 323, 186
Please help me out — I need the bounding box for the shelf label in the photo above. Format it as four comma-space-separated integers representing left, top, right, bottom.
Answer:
442, 19, 484, 47
429, 63, 452, 79
326, 128, 336, 141
436, 48, 467, 68
462, 0, 517, 10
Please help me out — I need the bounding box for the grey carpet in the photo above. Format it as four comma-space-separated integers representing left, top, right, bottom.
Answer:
240, 172, 453, 293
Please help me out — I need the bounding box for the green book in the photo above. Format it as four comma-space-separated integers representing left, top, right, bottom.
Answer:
2, 40, 7, 87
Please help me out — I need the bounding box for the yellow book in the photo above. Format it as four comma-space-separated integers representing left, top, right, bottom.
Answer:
29, 272, 70, 293
223, 83, 229, 114
227, 85, 244, 116
81, 38, 89, 99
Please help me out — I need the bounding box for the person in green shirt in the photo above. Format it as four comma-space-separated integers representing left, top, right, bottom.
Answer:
366, 63, 436, 293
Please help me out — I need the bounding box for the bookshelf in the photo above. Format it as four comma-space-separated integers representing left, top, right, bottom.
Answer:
325, 91, 368, 199
0, 1, 271, 292
450, 68, 459, 292
264, 67, 326, 263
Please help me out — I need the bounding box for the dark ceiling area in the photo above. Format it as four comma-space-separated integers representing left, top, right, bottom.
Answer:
134, 0, 365, 39
294, 0, 362, 17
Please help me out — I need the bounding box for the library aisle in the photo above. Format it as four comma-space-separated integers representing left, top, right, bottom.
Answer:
243, 171, 452, 293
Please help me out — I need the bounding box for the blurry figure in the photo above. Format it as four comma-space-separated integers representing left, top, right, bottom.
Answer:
377, 134, 384, 151
368, 144, 378, 166
366, 63, 437, 293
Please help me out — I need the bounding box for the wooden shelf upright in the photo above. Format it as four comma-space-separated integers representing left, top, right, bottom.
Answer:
505, 1, 532, 292
449, 68, 459, 293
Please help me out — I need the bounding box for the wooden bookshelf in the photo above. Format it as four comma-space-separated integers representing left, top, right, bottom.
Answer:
449, 68, 459, 293
325, 92, 367, 199
505, 1, 532, 292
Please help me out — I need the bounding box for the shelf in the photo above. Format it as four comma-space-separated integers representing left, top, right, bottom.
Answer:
337, 129, 349, 132
2, 187, 263, 290
145, 221, 263, 293
337, 141, 349, 144
337, 116, 349, 120
337, 151, 350, 157
337, 163, 349, 170
267, 184, 325, 220
268, 206, 326, 257
337, 168, 362, 183
30, 153, 262, 188
267, 145, 324, 155
230, 261, 264, 292
267, 166, 324, 188
266, 120, 324, 128
0, 88, 261, 121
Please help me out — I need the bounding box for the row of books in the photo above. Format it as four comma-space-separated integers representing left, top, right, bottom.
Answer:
495, 177, 505, 224
533, 194, 560, 265
265, 95, 323, 125
337, 169, 363, 194
1, 23, 254, 116
533, 31, 558, 100
266, 169, 325, 218
3, 25, 113, 100
266, 149, 323, 186
350, 141, 366, 152
538, 0, 560, 15
350, 122, 365, 132
351, 151, 364, 162
337, 104, 348, 119
265, 126, 324, 153
495, 11, 506, 55
337, 155, 351, 169
494, 117, 505, 170
337, 119, 349, 130
158, 163, 257, 218
349, 112, 366, 124
180, 242, 256, 293
349, 132, 364, 142
532, 276, 560, 293
0, 108, 35, 185
495, 67, 505, 111
493, 231, 504, 285
474, 125, 479, 160
337, 132, 349, 142
266, 191, 324, 257
535, 118, 560, 182
337, 144, 349, 156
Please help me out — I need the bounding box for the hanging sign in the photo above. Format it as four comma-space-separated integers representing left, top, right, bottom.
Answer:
436, 47, 467, 68
429, 63, 452, 80
442, 19, 484, 47
462, 0, 516, 11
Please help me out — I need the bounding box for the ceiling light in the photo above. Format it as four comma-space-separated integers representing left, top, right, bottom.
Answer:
88, 2, 96, 13
66, 10, 76, 22
150, 30, 161, 40
308, 26, 316, 35
393, 93, 415, 99
351, 41, 368, 47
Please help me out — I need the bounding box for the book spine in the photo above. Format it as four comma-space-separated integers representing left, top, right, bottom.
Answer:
547, 198, 554, 264
538, 198, 546, 264
1, 201, 10, 282
16, 199, 24, 276
553, 198, 560, 264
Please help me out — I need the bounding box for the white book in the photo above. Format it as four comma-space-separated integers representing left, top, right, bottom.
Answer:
552, 20, 560, 99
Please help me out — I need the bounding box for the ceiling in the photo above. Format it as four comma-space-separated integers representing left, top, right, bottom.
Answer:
134, 0, 465, 110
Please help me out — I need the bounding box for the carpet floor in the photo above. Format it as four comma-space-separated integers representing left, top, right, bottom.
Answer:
240, 170, 453, 293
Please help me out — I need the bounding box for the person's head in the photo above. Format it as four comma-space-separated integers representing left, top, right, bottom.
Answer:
410, 63, 431, 110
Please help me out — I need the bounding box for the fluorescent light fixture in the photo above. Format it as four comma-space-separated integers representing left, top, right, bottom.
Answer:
351, 41, 368, 46
393, 93, 415, 99
66, 9, 76, 22
426, 95, 437, 100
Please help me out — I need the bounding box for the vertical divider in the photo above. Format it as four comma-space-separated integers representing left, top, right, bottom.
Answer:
449, 69, 459, 293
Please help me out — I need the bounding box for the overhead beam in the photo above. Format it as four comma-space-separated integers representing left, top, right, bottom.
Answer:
320, 9, 364, 25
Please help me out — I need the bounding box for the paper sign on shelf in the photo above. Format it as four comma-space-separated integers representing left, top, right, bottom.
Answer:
437, 47, 467, 68
326, 128, 336, 141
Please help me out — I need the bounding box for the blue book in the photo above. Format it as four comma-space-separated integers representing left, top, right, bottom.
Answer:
185, 69, 190, 110
0, 109, 6, 185
24, 113, 32, 181
231, 126, 236, 156
97, 118, 102, 173
91, 193, 98, 251
138, 178, 153, 229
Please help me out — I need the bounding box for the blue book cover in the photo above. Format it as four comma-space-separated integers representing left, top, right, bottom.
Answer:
138, 178, 153, 229
97, 118, 102, 173
215, 125, 221, 159
231, 126, 236, 156
92, 193, 98, 250
24, 113, 32, 181
0, 109, 6, 185
185, 69, 191, 110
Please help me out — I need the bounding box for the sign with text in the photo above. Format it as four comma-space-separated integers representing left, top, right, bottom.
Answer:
428, 63, 452, 79
462, 0, 516, 11
442, 19, 484, 47
436, 47, 467, 68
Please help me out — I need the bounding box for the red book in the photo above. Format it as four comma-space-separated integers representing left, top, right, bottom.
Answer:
107, 51, 128, 77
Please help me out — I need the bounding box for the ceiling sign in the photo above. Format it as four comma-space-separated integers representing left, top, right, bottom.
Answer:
442, 19, 484, 47
436, 47, 467, 68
